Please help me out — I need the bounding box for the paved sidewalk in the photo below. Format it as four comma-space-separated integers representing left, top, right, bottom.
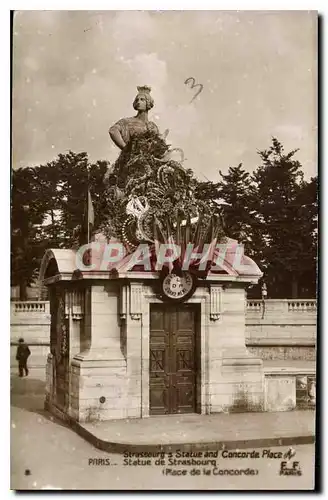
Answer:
10, 375, 316, 454
73, 410, 315, 453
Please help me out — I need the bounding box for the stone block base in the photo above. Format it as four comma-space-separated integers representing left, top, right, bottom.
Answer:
210, 348, 264, 413
265, 376, 296, 411
263, 372, 316, 412
68, 355, 128, 422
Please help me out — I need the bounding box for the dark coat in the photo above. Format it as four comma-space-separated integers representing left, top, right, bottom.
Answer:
16, 344, 31, 362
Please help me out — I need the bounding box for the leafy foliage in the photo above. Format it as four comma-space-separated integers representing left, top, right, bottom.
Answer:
215, 163, 258, 251
11, 137, 317, 299
11, 152, 109, 299
11, 167, 47, 299
249, 138, 317, 298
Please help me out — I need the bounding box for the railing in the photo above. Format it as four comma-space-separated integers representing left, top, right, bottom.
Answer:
12, 299, 317, 315
246, 299, 317, 315
11, 301, 49, 314
247, 300, 262, 311
287, 300, 317, 313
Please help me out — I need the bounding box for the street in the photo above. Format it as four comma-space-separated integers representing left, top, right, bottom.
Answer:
11, 376, 315, 491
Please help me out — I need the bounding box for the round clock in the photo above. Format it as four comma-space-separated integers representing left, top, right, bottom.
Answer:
161, 271, 197, 302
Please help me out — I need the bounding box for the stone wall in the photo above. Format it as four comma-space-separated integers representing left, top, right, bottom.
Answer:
10, 301, 50, 379
245, 299, 316, 361
11, 298, 317, 380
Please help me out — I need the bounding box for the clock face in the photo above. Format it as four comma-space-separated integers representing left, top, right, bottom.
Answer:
161, 271, 196, 302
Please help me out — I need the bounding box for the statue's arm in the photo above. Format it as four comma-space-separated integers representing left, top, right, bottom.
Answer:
151, 122, 160, 135
109, 122, 126, 150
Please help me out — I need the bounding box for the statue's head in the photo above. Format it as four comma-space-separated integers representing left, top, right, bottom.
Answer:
133, 85, 154, 111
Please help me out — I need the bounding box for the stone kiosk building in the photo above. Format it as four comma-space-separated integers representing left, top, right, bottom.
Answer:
39, 85, 270, 423
39, 245, 264, 423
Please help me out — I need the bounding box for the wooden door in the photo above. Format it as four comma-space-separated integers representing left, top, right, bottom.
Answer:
149, 304, 198, 415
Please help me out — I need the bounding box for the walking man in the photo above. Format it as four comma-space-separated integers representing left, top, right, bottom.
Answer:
16, 338, 31, 377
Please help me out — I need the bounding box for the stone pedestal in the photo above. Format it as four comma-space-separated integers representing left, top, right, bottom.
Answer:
69, 283, 127, 422
40, 248, 265, 422
44, 279, 265, 421
207, 287, 264, 413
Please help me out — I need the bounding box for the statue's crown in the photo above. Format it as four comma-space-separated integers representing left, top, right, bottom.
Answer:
126, 196, 149, 219
137, 85, 151, 94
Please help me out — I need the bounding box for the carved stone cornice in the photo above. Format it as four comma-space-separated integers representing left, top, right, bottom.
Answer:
130, 313, 142, 321
119, 284, 128, 321
210, 285, 222, 321
130, 283, 143, 320
64, 289, 84, 321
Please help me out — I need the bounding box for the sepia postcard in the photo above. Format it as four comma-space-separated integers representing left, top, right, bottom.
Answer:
10, 9, 318, 491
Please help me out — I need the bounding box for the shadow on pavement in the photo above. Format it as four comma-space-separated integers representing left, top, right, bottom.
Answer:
11, 375, 45, 395
11, 376, 46, 413
10, 375, 71, 430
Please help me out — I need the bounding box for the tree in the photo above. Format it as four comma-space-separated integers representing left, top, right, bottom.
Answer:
215, 163, 259, 253
11, 152, 110, 299
11, 140, 317, 300
33, 152, 109, 248
250, 137, 317, 298
11, 168, 46, 300
292, 175, 318, 297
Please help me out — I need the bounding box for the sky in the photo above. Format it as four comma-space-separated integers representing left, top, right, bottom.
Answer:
12, 10, 317, 182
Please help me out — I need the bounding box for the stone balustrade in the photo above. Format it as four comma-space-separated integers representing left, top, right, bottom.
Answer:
246, 299, 317, 316
247, 300, 262, 312
12, 299, 316, 317
11, 299, 317, 317
10, 298, 317, 378
11, 301, 50, 314
287, 300, 317, 313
